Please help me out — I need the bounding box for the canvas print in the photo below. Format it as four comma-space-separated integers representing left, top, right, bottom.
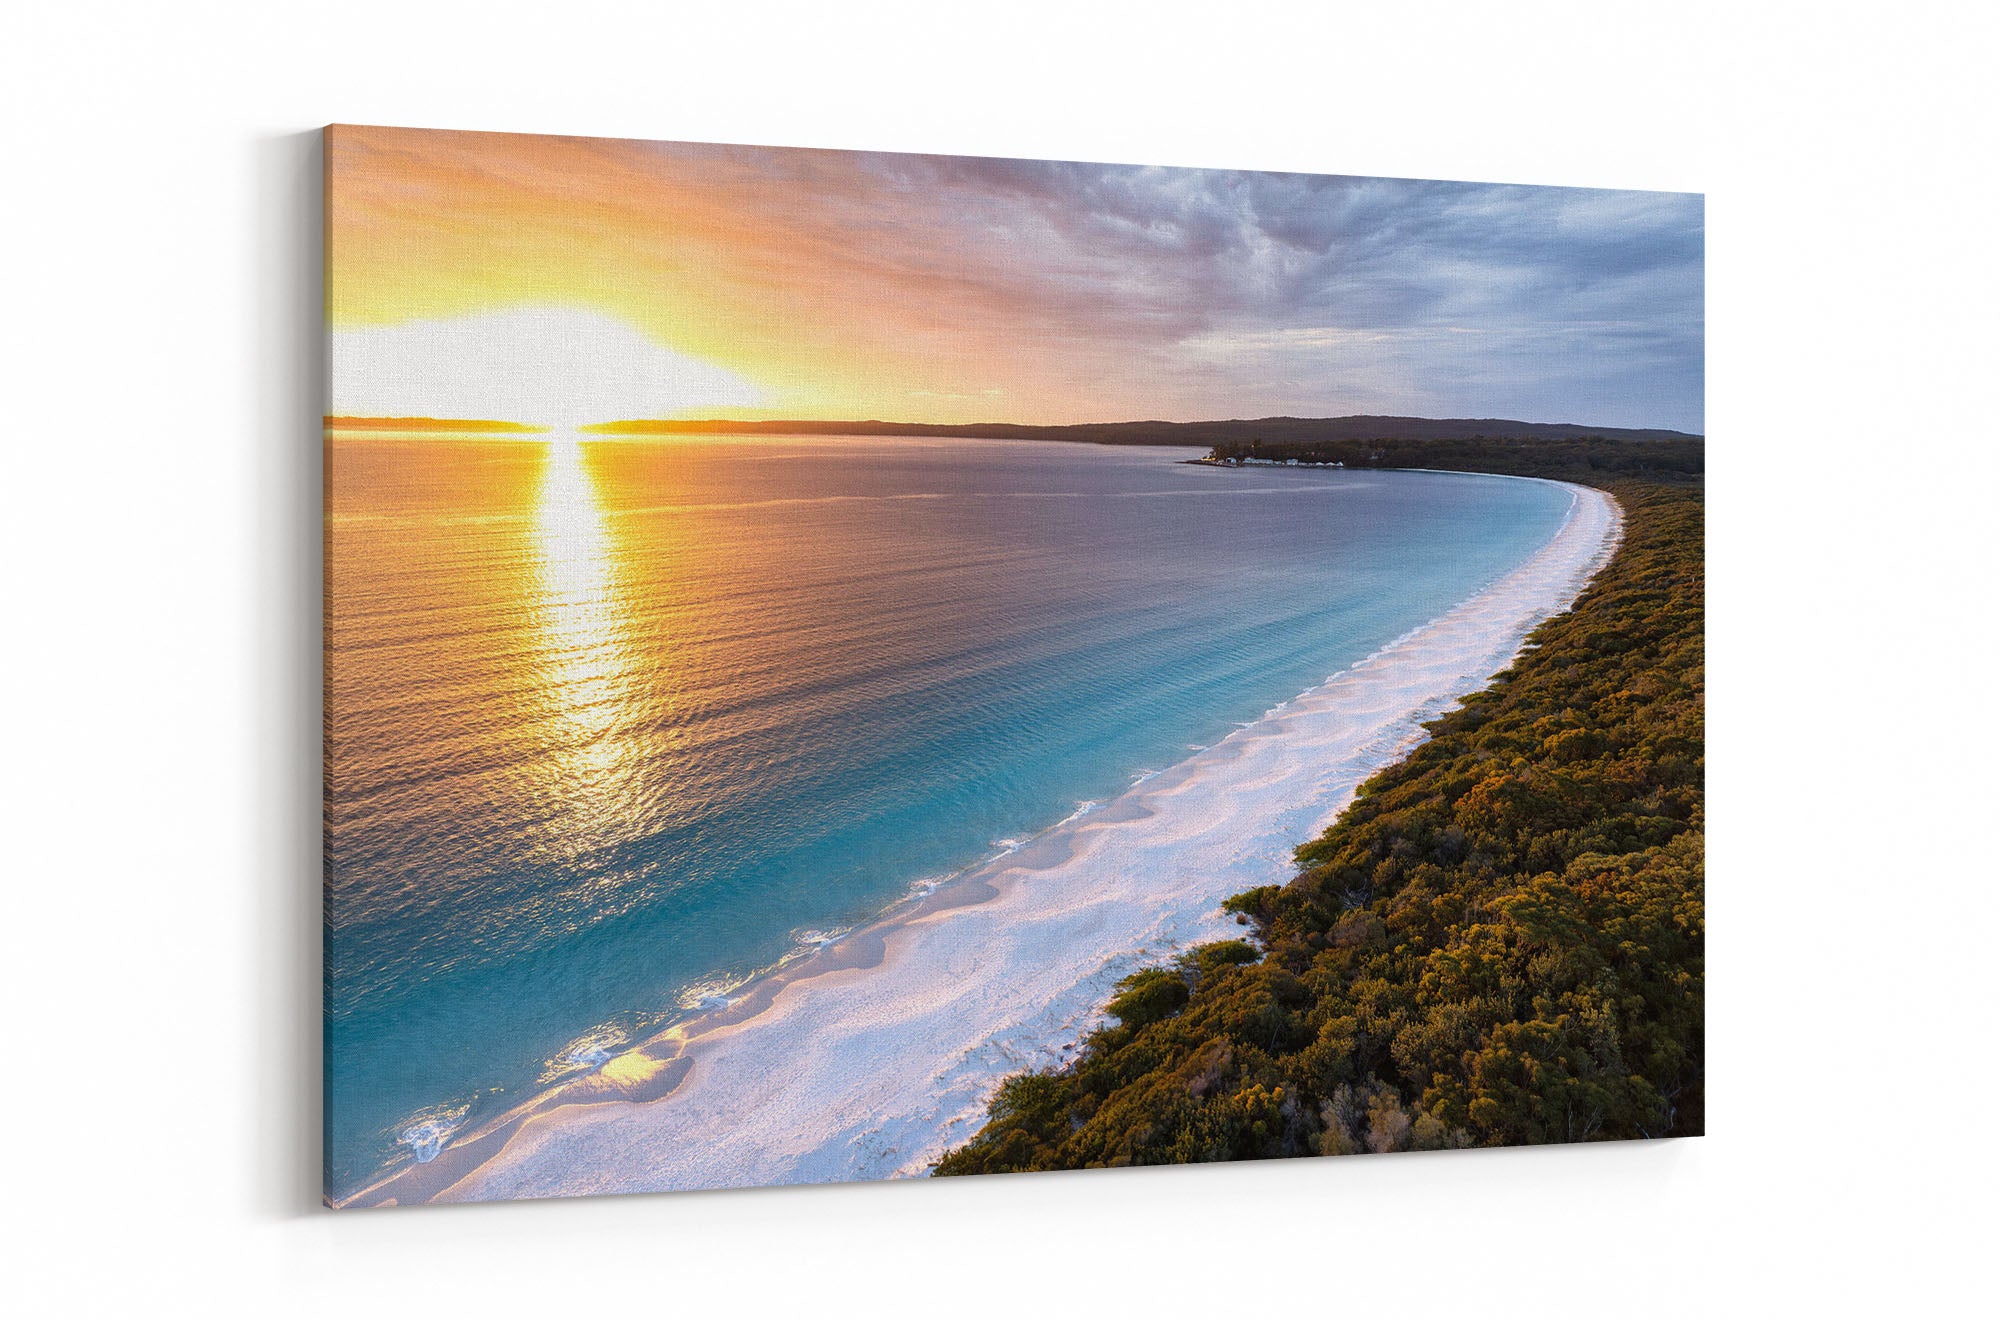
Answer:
324, 125, 1703, 1207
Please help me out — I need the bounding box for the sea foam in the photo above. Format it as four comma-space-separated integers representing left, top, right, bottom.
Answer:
339, 480, 1620, 1205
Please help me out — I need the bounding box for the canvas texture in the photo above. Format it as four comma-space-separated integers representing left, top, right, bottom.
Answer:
323, 125, 1704, 1207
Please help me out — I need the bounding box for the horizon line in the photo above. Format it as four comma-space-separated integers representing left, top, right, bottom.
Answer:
325, 412, 1704, 441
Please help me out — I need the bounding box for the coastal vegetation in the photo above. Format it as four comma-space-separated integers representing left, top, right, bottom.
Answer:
1204, 435, 1704, 479
936, 442, 1703, 1172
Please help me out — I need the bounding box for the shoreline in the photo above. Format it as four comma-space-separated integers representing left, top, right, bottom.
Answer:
335, 477, 1623, 1207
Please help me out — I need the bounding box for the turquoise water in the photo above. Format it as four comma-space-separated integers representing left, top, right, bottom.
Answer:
323, 435, 1569, 1194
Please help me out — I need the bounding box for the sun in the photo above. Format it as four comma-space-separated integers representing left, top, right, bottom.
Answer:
330, 305, 770, 427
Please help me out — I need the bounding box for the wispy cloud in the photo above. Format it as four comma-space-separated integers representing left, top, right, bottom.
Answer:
331, 129, 1703, 431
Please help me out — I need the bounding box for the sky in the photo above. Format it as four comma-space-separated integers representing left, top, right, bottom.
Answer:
328, 126, 1704, 432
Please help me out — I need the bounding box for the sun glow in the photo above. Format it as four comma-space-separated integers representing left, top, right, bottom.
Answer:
330, 306, 771, 428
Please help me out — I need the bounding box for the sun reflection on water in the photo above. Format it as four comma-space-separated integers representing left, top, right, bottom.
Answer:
529, 427, 643, 860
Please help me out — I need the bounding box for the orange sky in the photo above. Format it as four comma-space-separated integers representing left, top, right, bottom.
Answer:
326, 125, 1705, 430
329, 125, 1108, 422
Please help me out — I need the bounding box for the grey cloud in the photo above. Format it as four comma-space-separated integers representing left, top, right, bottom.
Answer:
645, 141, 1704, 430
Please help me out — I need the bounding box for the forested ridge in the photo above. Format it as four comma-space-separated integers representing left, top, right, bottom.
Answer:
936, 443, 1703, 1172
581, 416, 1696, 447
1206, 435, 1704, 479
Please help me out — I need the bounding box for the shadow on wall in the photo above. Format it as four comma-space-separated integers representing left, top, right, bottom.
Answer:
251, 127, 325, 1217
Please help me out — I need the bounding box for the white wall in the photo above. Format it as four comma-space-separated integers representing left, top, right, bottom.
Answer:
4, 1, 1992, 1326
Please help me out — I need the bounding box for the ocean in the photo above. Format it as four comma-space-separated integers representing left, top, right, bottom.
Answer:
324, 433, 1575, 1195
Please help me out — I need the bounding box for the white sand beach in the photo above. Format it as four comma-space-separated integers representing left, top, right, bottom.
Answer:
338, 477, 1623, 1206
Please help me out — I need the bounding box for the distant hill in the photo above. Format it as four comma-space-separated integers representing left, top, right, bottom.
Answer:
585, 415, 1699, 447
325, 415, 544, 433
